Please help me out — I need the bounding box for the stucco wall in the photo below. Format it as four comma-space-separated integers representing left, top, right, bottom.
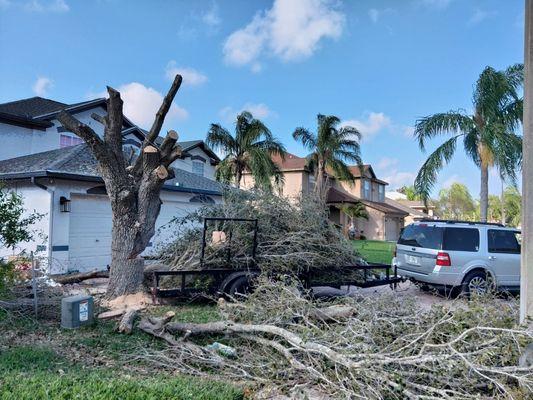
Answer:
0, 182, 51, 267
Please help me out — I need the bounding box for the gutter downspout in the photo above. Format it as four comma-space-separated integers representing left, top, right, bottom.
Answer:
31, 177, 55, 273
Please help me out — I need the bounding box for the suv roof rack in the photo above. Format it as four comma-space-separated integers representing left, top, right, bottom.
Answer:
418, 218, 505, 227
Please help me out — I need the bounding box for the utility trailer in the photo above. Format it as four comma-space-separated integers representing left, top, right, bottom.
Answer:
152, 217, 402, 299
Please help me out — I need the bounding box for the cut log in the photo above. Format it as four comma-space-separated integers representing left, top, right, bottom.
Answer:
53, 270, 109, 285
98, 309, 127, 320
155, 165, 169, 180
118, 309, 138, 334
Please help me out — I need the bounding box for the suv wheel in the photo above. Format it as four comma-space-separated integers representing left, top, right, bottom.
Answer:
462, 270, 493, 297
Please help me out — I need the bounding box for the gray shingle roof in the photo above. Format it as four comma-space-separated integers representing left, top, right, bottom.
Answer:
0, 144, 223, 195
0, 97, 68, 118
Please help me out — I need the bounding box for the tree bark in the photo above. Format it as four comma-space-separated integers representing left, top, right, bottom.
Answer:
479, 163, 489, 222
57, 75, 184, 299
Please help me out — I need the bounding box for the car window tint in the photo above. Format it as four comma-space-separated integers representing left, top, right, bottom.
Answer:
442, 228, 479, 252
488, 230, 521, 254
398, 225, 443, 249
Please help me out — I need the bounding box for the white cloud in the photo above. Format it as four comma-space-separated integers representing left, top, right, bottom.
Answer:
95, 82, 188, 128
374, 157, 416, 189
368, 9, 380, 23
368, 8, 393, 23
418, 0, 453, 9
32, 76, 53, 96
441, 174, 462, 188
202, 1, 221, 27
223, 0, 344, 70
219, 103, 274, 122
342, 112, 391, 141
383, 171, 417, 189
403, 126, 415, 138
165, 61, 207, 86
25, 0, 69, 12
377, 157, 398, 171
468, 9, 497, 26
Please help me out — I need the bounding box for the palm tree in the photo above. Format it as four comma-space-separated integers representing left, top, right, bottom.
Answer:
207, 111, 287, 190
341, 202, 368, 225
293, 114, 363, 197
414, 64, 523, 222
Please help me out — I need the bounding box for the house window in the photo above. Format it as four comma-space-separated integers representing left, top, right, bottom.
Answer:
60, 134, 84, 148
192, 161, 204, 176
378, 185, 385, 202
363, 180, 371, 199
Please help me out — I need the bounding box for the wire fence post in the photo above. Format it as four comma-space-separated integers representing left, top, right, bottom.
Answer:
31, 251, 38, 318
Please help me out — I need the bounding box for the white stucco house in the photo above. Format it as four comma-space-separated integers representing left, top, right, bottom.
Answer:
0, 96, 222, 274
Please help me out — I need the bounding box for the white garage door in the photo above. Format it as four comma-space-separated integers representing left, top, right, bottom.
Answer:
69, 194, 113, 272
68, 194, 199, 272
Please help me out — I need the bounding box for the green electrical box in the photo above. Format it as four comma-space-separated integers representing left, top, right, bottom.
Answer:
61, 295, 94, 329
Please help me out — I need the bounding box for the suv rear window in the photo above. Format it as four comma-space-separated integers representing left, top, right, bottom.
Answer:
442, 228, 479, 252
488, 230, 521, 254
398, 224, 443, 249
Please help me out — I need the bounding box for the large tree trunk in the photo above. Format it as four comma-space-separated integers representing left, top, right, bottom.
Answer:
480, 163, 489, 222
57, 76, 184, 299
106, 213, 145, 297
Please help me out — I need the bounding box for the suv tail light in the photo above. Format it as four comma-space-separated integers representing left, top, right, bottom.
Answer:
436, 252, 451, 267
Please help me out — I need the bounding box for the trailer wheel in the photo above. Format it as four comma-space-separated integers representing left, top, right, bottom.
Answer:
227, 276, 252, 299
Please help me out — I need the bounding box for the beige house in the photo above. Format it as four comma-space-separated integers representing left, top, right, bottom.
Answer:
241, 153, 408, 241
385, 192, 436, 225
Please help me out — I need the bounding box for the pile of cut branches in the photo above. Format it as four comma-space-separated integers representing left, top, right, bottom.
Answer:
155, 189, 363, 274
136, 279, 532, 399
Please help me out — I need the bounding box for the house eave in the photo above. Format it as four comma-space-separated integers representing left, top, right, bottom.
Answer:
0, 170, 222, 196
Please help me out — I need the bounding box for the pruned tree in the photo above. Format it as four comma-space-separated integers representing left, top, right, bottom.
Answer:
57, 75, 184, 299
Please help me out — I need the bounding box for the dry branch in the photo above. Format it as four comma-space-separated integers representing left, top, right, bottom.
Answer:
137, 279, 533, 399
52, 270, 109, 285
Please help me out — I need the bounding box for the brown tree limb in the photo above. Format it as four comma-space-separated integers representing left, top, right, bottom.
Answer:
52, 270, 109, 285
104, 86, 125, 162
143, 75, 182, 147
118, 309, 139, 334
57, 111, 106, 156
138, 311, 180, 346
160, 130, 179, 159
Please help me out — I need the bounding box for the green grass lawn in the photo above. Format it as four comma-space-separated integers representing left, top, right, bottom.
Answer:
351, 239, 396, 265
0, 305, 244, 400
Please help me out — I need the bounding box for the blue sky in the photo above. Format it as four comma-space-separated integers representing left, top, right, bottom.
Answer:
0, 0, 525, 197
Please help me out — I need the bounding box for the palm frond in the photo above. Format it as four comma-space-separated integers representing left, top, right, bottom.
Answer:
415, 135, 461, 201
206, 124, 236, 156
414, 112, 474, 150
293, 127, 317, 150
328, 159, 356, 183
338, 125, 362, 141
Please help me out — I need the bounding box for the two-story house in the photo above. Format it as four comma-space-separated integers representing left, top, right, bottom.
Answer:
0, 96, 222, 273
242, 152, 407, 241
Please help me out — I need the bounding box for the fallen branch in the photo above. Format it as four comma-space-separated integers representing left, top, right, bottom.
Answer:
118, 309, 138, 334
52, 270, 109, 285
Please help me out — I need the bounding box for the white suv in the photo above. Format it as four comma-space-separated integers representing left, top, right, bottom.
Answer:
393, 220, 521, 295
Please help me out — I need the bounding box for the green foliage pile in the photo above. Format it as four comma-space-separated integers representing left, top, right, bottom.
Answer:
156, 189, 362, 274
